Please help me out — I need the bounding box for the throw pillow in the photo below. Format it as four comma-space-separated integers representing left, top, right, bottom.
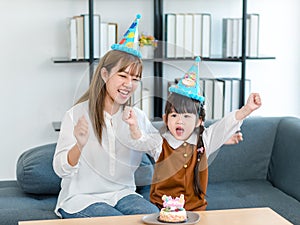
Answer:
16, 143, 61, 195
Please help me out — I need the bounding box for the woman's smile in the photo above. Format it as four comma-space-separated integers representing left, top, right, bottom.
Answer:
118, 88, 131, 99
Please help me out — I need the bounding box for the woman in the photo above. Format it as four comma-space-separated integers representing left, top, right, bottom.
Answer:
53, 50, 162, 218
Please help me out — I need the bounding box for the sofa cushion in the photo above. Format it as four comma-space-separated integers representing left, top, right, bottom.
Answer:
134, 153, 154, 187
268, 117, 300, 202
0, 181, 58, 224
206, 180, 300, 225
208, 117, 281, 183
16, 143, 61, 195
135, 153, 155, 201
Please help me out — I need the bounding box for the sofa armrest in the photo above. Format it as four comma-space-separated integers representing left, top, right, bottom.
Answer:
267, 117, 300, 202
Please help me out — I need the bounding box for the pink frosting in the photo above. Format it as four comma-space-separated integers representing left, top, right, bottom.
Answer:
162, 194, 185, 209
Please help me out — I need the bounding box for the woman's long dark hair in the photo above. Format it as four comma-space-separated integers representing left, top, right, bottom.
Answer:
164, 93, 206, 199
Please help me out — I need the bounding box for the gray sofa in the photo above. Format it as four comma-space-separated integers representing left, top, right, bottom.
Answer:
1, 116, 299, 225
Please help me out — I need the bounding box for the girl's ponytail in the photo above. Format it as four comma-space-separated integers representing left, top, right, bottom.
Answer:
193, 104, 206, 199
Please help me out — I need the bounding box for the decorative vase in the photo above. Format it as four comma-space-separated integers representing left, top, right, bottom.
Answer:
140, 45, 154, 59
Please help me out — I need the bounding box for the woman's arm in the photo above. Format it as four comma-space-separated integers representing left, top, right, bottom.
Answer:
67, 116, 89, 166
122, 107, 163, 160
53, 111, 84, 177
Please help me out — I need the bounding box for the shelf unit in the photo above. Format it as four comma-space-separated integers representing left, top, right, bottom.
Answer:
53, 0, 96, 83
153, 0, 275, 118
52, 0, 96, 132
53, 0, 275, 122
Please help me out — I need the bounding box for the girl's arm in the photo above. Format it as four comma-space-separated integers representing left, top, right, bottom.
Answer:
236, 93, 262, 120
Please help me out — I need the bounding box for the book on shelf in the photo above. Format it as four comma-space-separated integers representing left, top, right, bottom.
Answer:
201, 13, 211, 58
218, 77, 251, 113
68, 14, 107, 60
215, 78, 239, 112
220, 78, 233, 114
236, 18, 242, 58
222, 18, 233, 58
192, 13, 202, 57
100, 22, 118, 57
247, 13, 260, 57
191, 13, 212, 58
222, 18, 242, 58
82, 14, 101, 59
165, 13, 176, 58
100, 22, 109, 57
74, 15, 84, 60
222, 14, 260, 58
184, 14, 193, 58
200, 78, 214, 120
164, 13, 211, 59
213, 79, 225, 119
231, 18, 239, 58
229, 78, 240, 111
108, 23, 118, 51
175, 13, 185, 58
67, 17, 77, 60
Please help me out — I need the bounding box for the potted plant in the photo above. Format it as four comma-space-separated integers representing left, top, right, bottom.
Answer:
139, 33, 158, 59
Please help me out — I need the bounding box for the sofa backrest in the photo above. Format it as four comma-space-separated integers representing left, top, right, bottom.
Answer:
153, 117, 282, 183
267, 117, 300, 202
16, 143, 155, 196
18, 117, 297, 196
208, 117, 281, 183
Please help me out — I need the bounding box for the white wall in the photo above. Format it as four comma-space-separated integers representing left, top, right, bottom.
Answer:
0, 0, 299, 179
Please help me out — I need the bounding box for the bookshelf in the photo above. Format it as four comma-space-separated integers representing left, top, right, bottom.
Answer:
53, 0, 275, 125
52, 0, 95, 131
153, 0, 275, 118
53, 0, 95, 83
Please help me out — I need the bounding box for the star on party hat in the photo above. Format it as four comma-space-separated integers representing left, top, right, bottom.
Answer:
169, 56, 205, 103
111, 14, 142, 58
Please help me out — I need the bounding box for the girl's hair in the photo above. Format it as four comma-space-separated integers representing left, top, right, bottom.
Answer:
164, 92, 206, 199
76, 50, 143, 143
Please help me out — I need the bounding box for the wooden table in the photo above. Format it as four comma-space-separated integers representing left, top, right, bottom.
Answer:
19, 207, 293, 225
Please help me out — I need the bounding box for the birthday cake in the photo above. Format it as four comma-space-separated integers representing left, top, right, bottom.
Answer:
159, 194, 187, 223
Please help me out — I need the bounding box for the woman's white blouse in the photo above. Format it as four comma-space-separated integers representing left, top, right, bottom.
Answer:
53, 101, 162, 216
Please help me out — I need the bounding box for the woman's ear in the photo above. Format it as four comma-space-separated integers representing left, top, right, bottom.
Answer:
101, 67, 109, 82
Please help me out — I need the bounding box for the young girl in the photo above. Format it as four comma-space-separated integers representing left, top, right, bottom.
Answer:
150, 57, 261, 211
53, 15, 162, 218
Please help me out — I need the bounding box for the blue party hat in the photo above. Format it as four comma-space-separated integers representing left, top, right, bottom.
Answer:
111, 14, 142, 58
169, 57, 205, 103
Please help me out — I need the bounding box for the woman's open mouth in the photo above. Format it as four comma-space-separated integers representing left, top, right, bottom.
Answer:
118, 89, 130, 98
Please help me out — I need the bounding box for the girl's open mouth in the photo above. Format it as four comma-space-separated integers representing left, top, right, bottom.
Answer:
176, 127, 184, 136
